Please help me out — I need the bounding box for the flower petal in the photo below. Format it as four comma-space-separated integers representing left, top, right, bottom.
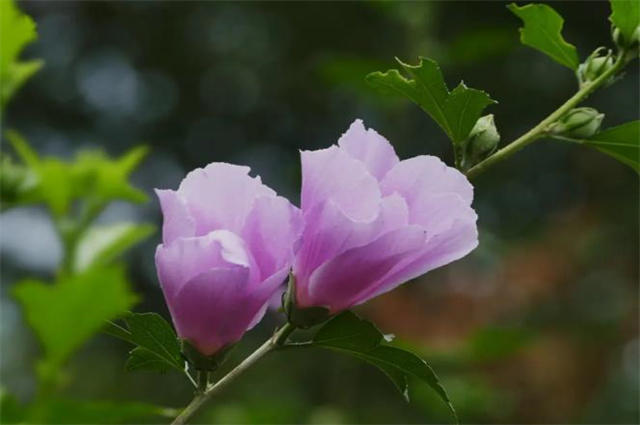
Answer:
155, 230, 254, 301
155, 189, 195, 245
177, 163, 275, 235
242, 195, 302, 281
303, 226, 426, 312
169, 266, 254, 355
381, 155, 473, 206
300, 146, 381, 222
337, 119, 399, 181
362, 215, 478, 302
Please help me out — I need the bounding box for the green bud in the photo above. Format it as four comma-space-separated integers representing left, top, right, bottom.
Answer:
464, 114, 500, 168
577, 48, 615, 86
548, 107, 604, 138
612, 25, 640, 49
283, 274, 331, 328
181, 340, 234, 372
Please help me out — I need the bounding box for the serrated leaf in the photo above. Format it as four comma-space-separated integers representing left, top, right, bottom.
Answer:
309, 311, 456, 421
0, 0, 42, 108
366, 57, 495, 145
444, 83, 496, 144
508, 3, 579, 70
12, 266, 137, 368
585, 121, 640, 172
610, 0, 640, 43
74, 222, 155, 272
118, 312, 183, 372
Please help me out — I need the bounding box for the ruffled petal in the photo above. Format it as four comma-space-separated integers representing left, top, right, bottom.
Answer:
293, 193, 409, 299
337, 119, 399, 181
155, 189, 195, 245
303, 226, 426, 312
242, 195, 302, 281
155, 230, 254, 301
300, 146, 381, 222
380, 155, 473, 206
362, 214, 478, 302
177, 163, 275, 235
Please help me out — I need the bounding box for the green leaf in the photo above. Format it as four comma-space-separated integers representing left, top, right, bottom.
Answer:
12, 266, 137, 371
126, 347, 173, 373
107, 312, 184, 373
444, 83, 496, 144
366, 57, 495, 144
0, 388, 25, 424
610, 0, 640, 43
585, 121, 640, 172
31, 398, 177, 424
310, 311, 456, 421
74, 222, 155, 272
0, 0, 43, 108
508, 3, 579, 70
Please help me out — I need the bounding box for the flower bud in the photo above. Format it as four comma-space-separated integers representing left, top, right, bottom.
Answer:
548, 107, 604, 138
612, 25, 640, 49
464, 114, 500, 167
577, 48, 615, 85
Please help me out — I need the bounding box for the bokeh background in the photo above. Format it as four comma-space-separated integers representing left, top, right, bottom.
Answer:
2, 1, 639, 423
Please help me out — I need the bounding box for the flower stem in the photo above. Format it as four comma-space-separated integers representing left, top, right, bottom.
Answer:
465, 51, 627, 180
171, 322, 297, 425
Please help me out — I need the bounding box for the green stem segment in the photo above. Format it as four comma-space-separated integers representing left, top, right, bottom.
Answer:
465, 51, 627, 180
171, 322, 297, 425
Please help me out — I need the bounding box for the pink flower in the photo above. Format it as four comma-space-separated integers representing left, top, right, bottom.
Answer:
155, 163, 302, 355
293, 119, 478, 313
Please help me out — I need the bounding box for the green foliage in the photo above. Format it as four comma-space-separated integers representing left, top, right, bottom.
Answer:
308, 311, 457, 422
366, 57, 495, 145
105, 312, 184, 373
0, 391, 176, 425
610, 0, 640, 45
74, 223, 155, 272
508, 3, 579, 70
585, 121, 640, 172
0, 0, 43, 109
4, 131, 148, 216
12, 266, 137, 382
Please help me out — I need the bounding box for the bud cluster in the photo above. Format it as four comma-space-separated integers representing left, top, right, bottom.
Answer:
548, 107, 604, 139
577, 48, 615, 87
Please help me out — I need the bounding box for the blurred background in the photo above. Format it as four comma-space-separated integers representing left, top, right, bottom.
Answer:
1, 1, 638, 423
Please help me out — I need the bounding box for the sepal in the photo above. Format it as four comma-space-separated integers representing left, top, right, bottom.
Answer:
282, 273, 331, 328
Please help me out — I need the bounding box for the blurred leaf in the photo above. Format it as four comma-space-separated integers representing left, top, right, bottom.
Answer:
465, 326, 534, 362
5, 131, 149, 214
0, 153, 38, 209
74, 222, 155, 272
12, 266, 137, 372
585, 121, 639, 172
610, 0, 640, 43
366, 57, 495, 144
107, 312, 183, 373
0, 0, 43, 108
309, 311, 456, 422
0, 388, 25, 424
448, 28, 516, 65
508, 3, 579, 70
31, 398, 177, 424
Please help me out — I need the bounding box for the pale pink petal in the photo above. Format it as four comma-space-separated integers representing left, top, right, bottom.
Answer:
300, 146, 381, 222
155, 230, 254, 301
242, 195, 303, 281
303, 226, 426, 312
380, 155, 473, 205
155, 189, 195, 245
337, 119, 399, 181
177, 163, 275, 235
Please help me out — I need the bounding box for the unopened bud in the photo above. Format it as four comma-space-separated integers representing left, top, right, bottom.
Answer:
577, 48, 615, 85
464, 114, 500, 167
613, 24, 640, 49
548, 107, 604, 138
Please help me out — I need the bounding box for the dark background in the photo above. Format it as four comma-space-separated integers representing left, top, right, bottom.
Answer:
2, 1, 638, 423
